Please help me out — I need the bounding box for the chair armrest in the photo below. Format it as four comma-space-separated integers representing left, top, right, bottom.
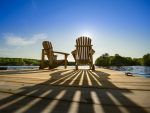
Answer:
53, 51, 69, 56
71, 50, 76, 55
89, 49, 95, 55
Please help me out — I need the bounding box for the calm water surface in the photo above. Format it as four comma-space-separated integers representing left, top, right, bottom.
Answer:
109, 66, 150, 78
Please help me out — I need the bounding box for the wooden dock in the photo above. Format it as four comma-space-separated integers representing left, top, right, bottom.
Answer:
0, 68, 150, 113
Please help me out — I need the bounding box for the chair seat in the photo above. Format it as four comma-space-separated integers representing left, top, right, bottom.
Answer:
49, 60, 65, 69
76, 59, 90, 64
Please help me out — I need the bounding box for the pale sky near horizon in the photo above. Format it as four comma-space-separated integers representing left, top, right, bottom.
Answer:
0, 0, 150, 61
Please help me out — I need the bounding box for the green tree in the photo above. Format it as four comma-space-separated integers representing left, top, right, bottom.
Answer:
132, 58, 142, 65
95, 53, 110, 66
0, 57, 40, 66
143, 53, 150, 66
111, 54, 125, 66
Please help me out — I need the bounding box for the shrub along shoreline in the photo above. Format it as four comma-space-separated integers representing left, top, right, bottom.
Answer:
0, 58, 40, 66
95, 53, 150, 66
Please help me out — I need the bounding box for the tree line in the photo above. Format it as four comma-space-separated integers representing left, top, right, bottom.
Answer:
95, 53, 150, 66
0, 57, 75, 66
0, 57, 40, 66
0, 53, 150, 66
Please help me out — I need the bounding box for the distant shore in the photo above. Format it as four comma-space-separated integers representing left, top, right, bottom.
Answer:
0, 66, 39, 70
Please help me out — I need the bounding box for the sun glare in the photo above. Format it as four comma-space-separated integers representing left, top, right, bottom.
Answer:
80, 32, 93, 38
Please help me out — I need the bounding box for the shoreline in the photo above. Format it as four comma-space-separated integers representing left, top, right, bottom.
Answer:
1, 66, 150, 78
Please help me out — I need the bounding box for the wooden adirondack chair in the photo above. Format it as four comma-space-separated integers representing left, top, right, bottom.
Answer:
72, 36, 95, 70
39, 41, 69, 69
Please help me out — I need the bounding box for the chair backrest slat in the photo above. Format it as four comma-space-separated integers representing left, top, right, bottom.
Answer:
42, 41, 54, 64
76, 36, 92, 62
83, 37, 85, 60
85, 37, 88, 60
88, 37, 91, 58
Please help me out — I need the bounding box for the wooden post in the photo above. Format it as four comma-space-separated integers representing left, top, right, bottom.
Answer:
40, 49, 45, 69
64, 54, 68, 69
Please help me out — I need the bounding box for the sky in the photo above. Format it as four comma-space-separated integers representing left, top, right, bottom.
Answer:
0, 0, 150, 61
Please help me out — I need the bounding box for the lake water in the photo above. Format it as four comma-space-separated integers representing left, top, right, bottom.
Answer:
109, 66, 150, 78
0, 66, 150, 78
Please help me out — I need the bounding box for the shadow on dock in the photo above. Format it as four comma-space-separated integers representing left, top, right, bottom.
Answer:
0, 69, 148, 113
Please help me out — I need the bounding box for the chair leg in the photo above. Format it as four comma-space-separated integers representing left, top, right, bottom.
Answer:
89, 65, 92, 70
92, 65, 95, 70
48, 66, 53, 70
76, 65, 78, 70
40, 49, 45, 69
64, 54, 68, 69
